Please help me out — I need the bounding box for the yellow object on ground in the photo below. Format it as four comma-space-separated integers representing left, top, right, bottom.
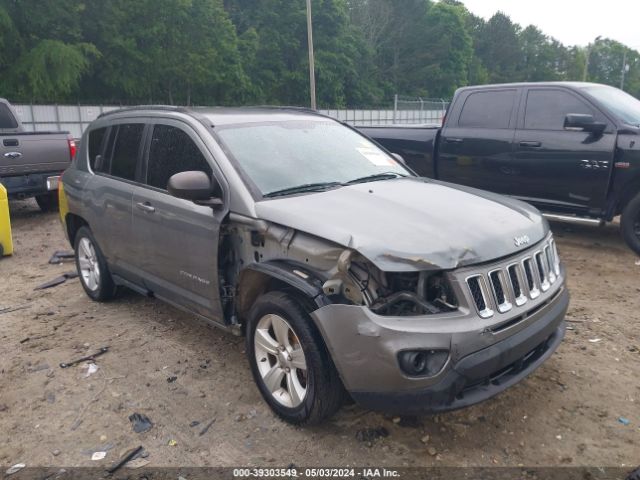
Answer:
0, 183, 13, 256
58, 180, 69, 237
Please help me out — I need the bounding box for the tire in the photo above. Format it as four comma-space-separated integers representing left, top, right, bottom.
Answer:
621, 192, 640, 256
74, 226, 117, 301
246, 291, 344, 425
35, 192, 59, 212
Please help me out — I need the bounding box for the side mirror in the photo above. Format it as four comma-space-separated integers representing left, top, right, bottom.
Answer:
167, 171, 221, 205
391, 153, 407, 166
564, 114, 606, 134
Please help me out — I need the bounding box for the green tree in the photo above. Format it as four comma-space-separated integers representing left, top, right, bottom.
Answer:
81, 0, 247, 105
0, 0, 97, 101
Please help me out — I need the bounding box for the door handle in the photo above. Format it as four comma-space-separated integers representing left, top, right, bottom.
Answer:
519, 141, 542, 148
445, 138, 463, 144
3, 152, 22, 159
136, 202, 155, 213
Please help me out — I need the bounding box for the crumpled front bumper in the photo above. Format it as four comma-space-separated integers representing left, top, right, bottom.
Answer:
310, 286, 568, 414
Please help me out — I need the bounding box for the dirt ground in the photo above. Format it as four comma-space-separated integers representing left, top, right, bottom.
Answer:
0, 198, 639, 469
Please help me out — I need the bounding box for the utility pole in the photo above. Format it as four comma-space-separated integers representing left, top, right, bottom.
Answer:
583, 36, 601, 82
620, 50, 628, 90
306, 0, 317, 110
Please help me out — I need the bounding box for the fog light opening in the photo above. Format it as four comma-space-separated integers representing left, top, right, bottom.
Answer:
398, 350, 449, 377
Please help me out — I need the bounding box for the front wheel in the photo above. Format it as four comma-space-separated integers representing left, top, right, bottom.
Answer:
74, 226, 117, 301
35, 192, 59, 212
246, 291, 344, 425
621, 193, 640, 256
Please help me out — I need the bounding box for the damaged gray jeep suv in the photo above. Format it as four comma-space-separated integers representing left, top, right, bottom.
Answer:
60, 106, 569, 424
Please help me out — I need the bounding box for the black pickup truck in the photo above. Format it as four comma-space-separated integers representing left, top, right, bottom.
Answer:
359, 82, 640, 255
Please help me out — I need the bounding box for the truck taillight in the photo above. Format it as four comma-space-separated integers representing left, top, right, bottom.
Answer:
68, 136, 77, 160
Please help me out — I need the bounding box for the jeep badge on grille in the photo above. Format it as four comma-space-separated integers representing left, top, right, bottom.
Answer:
514, 235, 530, 247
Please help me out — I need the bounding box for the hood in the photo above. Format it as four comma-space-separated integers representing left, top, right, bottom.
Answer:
254, 177, 548, 272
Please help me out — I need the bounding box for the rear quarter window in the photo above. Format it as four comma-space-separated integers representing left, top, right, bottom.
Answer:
458, 90, 516, 129
0, 103, 19, 129
88, 127, 107, 170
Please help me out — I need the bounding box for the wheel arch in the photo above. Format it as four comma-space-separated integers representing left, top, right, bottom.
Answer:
610, 175, 640, 218
235, 261, 330, 327
65, 213, 90, 248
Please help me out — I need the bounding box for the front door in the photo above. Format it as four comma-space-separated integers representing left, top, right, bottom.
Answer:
132, 122, 227, 320
511, 88, 615, 214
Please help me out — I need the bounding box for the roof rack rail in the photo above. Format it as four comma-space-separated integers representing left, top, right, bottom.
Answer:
97, 105, 190, 119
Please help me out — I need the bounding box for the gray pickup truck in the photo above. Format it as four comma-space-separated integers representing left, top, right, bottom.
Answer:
0, 98, 76, 211
60, 106, 569, 424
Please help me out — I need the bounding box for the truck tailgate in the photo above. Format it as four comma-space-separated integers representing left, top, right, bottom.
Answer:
1, 132, 71, 176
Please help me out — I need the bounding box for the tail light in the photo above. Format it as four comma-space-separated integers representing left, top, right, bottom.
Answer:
68, 135, 77, 160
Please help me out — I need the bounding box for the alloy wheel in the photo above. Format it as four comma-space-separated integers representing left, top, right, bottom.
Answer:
78, 237, 101, 292
254, 313, 308, 408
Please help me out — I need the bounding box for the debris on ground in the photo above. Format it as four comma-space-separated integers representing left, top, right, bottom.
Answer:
168, 439, 177, 446
199, 418, 216, 436
167, 376, 177, 383
84, 363, 99, 377
60, 346, 109, 369
5, 464, 26, 475
0, 303, 31, 315
421, 435, 430, 444
129, 413, 153, 433
48, 250, 75, 264
588, 338, 603, 343
189, 421, 200, 428
91, 451, 107, 461
355, 427, 389, 443
34, 271, 78, 290
106, 446, 143, 474
427, 447, 437, 456
618, 416, 631, 426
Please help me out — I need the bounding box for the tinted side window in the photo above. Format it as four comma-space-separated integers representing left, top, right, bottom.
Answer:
0, 103, 18, 129
458, 90, 516, 129
147, 125, 212, 190
524, 89, 594, 130
110, 124, 144, 181
88, 127, 107, 170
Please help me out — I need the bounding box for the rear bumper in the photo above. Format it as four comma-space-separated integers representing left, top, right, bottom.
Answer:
1, 172, 61, 198
349, 288, 568, 414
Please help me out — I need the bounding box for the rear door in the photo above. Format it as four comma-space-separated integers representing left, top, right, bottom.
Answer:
438, 88, 519, 193
132, 121, 227, 321
512, 88, 615, 213
84, 122, 145, 281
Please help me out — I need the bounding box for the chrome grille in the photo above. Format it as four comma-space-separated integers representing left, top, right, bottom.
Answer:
465, 237, 560, 319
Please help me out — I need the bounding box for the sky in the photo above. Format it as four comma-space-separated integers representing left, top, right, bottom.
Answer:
460, 0, 640, 49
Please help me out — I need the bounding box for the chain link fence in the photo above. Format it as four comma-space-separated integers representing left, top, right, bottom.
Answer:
12, 96, 450, 137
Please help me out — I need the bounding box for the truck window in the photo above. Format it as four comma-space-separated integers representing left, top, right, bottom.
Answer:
458, 90, 516, 129
0, 103, 18, 129
110, 124, 144, 181
88, 127, 107, 170
146, 124, 212, 191
524, 89, 594, 130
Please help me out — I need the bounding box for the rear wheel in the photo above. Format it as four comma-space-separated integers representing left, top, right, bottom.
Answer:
621, 192, 640, 256
246, 291, 344, 425
35, 192, 59, 212
74, 226, 117, 301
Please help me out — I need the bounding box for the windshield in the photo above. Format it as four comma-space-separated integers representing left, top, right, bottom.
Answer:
214, 119, 410, 196
581, 85, 640, 126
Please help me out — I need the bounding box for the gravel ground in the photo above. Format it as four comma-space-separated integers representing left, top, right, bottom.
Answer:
0, 199, 639, 469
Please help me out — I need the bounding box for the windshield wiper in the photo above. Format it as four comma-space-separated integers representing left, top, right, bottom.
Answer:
345, 172, 409, 185
264, 182, 343, 198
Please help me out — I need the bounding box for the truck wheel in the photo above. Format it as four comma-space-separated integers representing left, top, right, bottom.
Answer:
74, 226, 117, 301
621, 193, 640, 256
246, 291, 344, 425
35, 192, 59, 212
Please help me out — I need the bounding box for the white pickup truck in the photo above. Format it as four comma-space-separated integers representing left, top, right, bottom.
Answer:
0, 98, 76, 211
